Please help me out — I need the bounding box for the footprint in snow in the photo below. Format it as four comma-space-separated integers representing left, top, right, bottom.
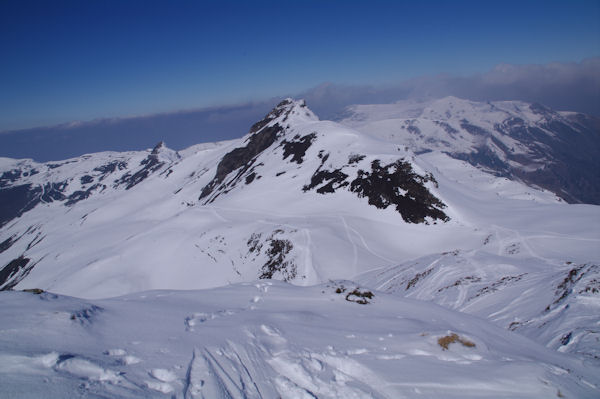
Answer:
149, 368, 177, 382
185, 313, 210, 331
104, 348, 127, 356
259, 324, 288, 354
145, 370, 177, 393
55, 356, 121, 383
346, 348, 369, 356
185, 309, 238, 331
118, 356, 140, 365
260, 324, 283, 338
255, 282, 272, 293
145, 380, 174, 394
104, 348, 142, 365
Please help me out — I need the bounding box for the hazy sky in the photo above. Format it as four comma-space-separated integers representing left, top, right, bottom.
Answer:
1, 0, 599, 131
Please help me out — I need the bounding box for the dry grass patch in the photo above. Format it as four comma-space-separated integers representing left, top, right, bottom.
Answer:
438, 333, 476, 350
23, 288, 44, 294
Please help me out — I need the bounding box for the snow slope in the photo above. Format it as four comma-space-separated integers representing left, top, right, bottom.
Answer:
1, 283, 598, 398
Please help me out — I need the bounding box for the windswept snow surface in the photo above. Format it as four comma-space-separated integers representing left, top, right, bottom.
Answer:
1, 283, 599, 398
1, 98, 599, 397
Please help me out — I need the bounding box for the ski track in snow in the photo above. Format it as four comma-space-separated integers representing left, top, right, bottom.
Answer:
340, 215, 358, 272
344, 222, 398, 266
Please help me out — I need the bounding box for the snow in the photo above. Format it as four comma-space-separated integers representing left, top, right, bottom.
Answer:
1, 283, 598, 398
0, 97, 599, 397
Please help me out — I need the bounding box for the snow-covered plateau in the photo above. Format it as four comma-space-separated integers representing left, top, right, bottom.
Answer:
0, 98, 599, 398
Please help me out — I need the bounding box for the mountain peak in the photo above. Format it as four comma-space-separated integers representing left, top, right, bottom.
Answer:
150, 141, 166, 154
248, 98, 317, 136
149, 140, 180, 163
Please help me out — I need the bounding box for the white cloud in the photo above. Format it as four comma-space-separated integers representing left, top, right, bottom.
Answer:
301, 58, 600, 118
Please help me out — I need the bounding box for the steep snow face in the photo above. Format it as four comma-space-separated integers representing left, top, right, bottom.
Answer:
341, 96, 600, 204
1, 283, 598, 398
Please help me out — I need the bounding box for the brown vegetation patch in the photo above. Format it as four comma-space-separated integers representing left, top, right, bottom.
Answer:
437, 333, 476, 350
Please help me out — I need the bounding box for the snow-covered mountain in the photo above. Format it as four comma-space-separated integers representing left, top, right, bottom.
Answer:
340, 96, 600, 204
1, 98, 599, 397
0, 98, 458, 297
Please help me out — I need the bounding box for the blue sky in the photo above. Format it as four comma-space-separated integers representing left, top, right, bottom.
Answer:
1, 0, 599, 131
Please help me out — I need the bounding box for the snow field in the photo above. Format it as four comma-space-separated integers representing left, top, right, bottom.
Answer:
1, 282, 598, 398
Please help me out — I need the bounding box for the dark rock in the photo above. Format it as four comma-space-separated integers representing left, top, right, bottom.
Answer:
40, 182, 67, 202
302, 154, 448, 224
93, 161, 128, 179
0, 255, 32, 290
345, 288, 374, 305
302, 152, 349, 194
247, 233, 263, 254
0, 184, 42, 227
529, 103, 553, 116
259, 238, 295, 281
248, 230, 298, 282
0, 169, 23, 188
306, 169, 349, 194
248, 99, 293, 134
65, 184, 105, 206
200, 123, 282, 201
26, 232, 44, 250
406, 268, 434, 290
471, 274, 527, 301
281, 133, 317, 164
460, 121, 489, 136
548, 264, 598, 310
407, 125, 421, 136
245, 173, 256, 185
350, 160, 449, 223
80, 175, 94, 185
434, 121, 459, 135
450, 147, 510, 177
115, 143, 165, 190
0, 235, 18, 254
348, 154, 366, 165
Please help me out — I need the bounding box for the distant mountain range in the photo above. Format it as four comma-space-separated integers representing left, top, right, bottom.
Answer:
341, 96, 600, 204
